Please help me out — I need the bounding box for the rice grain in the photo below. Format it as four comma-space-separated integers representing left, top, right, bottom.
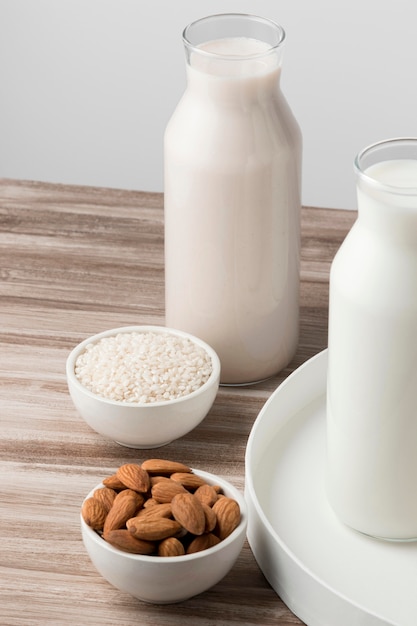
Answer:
74, 331, 213, 403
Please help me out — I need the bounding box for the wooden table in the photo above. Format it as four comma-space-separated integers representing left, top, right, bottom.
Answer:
0, 179, 356, 625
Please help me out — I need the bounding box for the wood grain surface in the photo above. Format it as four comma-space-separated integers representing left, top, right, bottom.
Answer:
0, 179, 356, 625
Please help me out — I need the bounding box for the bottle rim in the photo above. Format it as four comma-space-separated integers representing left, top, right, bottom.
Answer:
354, 137, 417, 196
182, 13, 286, 61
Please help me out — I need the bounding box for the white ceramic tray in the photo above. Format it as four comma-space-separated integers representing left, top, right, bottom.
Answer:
245, 350, 417, 626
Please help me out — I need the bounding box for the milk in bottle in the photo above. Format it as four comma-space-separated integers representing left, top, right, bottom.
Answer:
326, 139, 417, 540
164, 14, 302, 384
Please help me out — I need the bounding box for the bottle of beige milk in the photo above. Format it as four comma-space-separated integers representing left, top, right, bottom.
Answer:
164, 14, 302, 384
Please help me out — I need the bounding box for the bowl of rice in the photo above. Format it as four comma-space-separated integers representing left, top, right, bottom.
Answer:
66, 326, 221, 448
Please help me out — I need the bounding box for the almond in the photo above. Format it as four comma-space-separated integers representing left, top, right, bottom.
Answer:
81, 497, 108, 531
194, 483, 219, 507
116, 463, 150, 493
157, 537, 185, 557
115, 487, 142, 499
170, 472, 206, 491
143, 497, 159, 509
103, 529, 155, 555
102, 474, 127, 490
93, 487, 118, 513
202, 502, 217, 533
171, 492, 206, 536
103, 489, 143, 533
151, 479, 187, 503
136, 502, 172, 520
150, 475, 173, 487
186, 533, 221, 554
116, 487, 145, 509
141, 459, 192, 475
127, 517, 182, 542
212, 497, 241, 540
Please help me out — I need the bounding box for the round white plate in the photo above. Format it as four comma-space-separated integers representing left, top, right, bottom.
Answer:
245, 350, 417, 626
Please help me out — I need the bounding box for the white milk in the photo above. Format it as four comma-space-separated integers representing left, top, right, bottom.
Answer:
164, 35, 302, 384
366, 158, 417, 187
326, 157, 417, 540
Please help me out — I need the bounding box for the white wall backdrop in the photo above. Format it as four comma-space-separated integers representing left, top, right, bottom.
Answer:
1, 0, 416, 210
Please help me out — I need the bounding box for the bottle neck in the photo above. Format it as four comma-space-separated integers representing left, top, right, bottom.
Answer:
185, 61, 281, 103
356, 177, 417, 244
184, 34, 283, 104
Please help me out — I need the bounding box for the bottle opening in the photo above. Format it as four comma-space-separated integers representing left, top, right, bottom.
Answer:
183, 13, 285, 60
354, 138, 417, 195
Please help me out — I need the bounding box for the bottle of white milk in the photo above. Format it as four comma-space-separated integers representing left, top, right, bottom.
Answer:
326, 138, 417, 540
164, 14, 302, 384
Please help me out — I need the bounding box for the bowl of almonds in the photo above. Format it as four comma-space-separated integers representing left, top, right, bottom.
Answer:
80, 458, 247, 604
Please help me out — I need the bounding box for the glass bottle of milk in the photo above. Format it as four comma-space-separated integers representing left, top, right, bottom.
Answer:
326, 138, 417, 540
164, 14, 302, 385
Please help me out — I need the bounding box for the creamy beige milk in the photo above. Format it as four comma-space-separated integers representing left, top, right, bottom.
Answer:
164, 37, 302, 384
326, 158, 417, 539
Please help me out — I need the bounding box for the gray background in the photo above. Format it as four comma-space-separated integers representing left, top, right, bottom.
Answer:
1, 0, 416, 209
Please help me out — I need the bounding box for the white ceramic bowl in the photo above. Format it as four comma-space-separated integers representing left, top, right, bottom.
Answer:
66, 325, 221, 448
80, 469, 247, 604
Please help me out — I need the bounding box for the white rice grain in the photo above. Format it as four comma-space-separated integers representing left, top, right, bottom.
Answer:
74, 331, 213, 403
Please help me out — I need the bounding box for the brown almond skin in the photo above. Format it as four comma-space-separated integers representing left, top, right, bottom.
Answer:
136, 502, 173, 520
115, 488, 144, 502
171, 492, 206, 536
102, 474, 127, 490
93, 487, 118, 513
103, 490, 143, 533
127, 517, 182, 541
158, 537, 185, 557
141, 459, 192, 475
81, 497, 108, 531
143, 497, 159, 509
212, 497, 241, 540
116, 463, 150, 493
202, 502, 217, 533
150, 475, 173, 487
186, 533, 221, 554
194, 484, 219, 507
170, 472, 206, 491
103, 529, 155, 555
151, 479, 187, 503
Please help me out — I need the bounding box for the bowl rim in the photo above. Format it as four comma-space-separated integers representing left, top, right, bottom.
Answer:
66, 325, 221, 407
80, 468, 247, 563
